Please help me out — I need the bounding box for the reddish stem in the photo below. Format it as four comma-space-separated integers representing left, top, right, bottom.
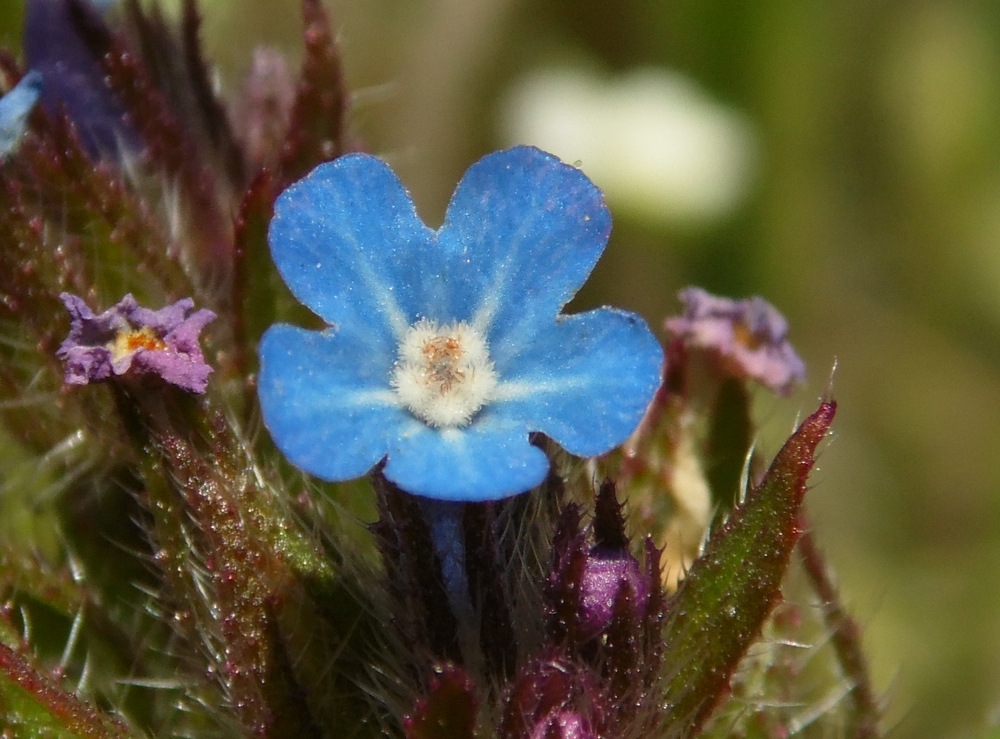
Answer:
797, 524, 880, 738
0, 642, 128, 738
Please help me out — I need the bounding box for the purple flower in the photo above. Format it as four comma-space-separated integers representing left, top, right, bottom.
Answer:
57, 293, 216, 393
665, 286, 805, 395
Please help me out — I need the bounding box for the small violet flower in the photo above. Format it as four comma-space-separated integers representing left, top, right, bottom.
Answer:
258, 146, 663, 501
57, 293, 216, 393
0, 70, 42, 159
665, 286, 805, 396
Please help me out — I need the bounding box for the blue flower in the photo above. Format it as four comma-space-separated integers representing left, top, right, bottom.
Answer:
0, 71, 42, 159
258, 146, 663, 501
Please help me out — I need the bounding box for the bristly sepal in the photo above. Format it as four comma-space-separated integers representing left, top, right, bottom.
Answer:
592, 478, 629, 550
371, 473, 463, 665
499, 652, 608, 739
404, 663, 478, 739
278, 0, 350, 187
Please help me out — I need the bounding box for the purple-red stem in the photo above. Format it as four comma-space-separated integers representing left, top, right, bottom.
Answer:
797, 524, 880, 738
0, 642, 129, 738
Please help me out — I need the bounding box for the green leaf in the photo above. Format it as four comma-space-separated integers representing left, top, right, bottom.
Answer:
661, 400, 836, 736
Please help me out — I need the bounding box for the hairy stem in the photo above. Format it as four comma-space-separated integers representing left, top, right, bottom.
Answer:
797, 524, 880, 738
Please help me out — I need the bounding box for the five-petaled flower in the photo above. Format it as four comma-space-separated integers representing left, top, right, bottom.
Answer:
57, 293, 216, 393
258, 146, 663, 501
665, 286, 805, 396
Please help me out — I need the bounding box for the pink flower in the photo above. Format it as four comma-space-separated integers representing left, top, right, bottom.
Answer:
665, 287, 805, 395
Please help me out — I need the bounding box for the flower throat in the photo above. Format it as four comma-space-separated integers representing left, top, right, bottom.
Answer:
391, 318, 498, 427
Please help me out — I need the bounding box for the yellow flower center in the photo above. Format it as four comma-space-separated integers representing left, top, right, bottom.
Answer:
108, 326, 166, 362
732, 321, 764, 351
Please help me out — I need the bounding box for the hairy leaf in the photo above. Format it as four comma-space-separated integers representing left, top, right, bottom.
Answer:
661, 400, 836, 735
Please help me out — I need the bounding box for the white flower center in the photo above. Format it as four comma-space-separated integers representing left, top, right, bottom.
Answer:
391, 318, 498, 427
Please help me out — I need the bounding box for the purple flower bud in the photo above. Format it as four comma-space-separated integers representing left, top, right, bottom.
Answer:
57, 293, 216, 393
500, 654, 607, 739
231, 48, 296, 170
403, 664, 478, 739
665, 286, 806, 395
530, 711, 595, 739
578, 545, 648, 640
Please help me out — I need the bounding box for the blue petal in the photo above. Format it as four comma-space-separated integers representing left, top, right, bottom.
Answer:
383, 420, 549, 501
436, 147, 611, 343
258, 323, 408, 481
492, 308, 663, 457
268, 154, 441, 350
0, 71, 41, 159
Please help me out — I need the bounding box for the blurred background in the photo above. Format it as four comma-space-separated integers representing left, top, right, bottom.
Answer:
4, 0, 1000, 736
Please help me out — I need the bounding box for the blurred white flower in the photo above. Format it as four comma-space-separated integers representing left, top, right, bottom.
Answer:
500, 67, 757, 226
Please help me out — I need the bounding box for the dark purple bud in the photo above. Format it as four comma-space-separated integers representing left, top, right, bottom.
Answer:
499, 654, 607, 739
56, 293, 215, 393
23, 0, 139, 158
578, 545, 648, 640
549, 483, 653, 642
665, 286, 806, 395
404, 664, 478, 739
530, 711, 595, 739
